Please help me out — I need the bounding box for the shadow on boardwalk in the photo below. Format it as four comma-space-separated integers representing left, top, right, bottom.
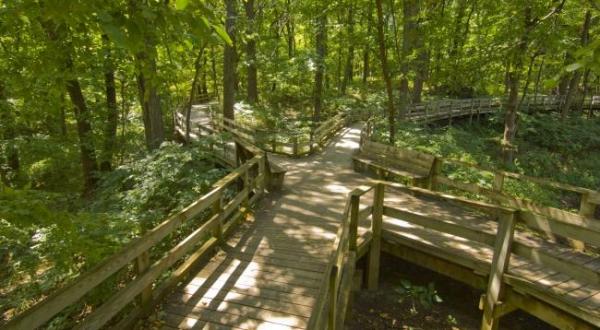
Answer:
156, 124, 507, 329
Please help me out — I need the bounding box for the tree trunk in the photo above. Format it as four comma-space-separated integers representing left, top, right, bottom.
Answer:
200, 56, 209, 102
561, 10, 591, 118
412, 6, 428, 104
341, 5, 355, 95
285, 0, 295, 58
135, 63, 165, 150
579, 69, 591, 113
0, 83, 19, 185
118, 76, 130, 165
59, 93, 67, 136
399, 0, 419, 117
389, 0, 402, 65
223, 0, 238, 120
503, 7, 532, 166
66, 78, 99, 195
186, 47, 205, 141
100, 35, 118, 171
128, 0, 165, 151
362, 2, 373, 86
503, 59, 511, 95
533, 57, 545, 106
518, 54, 538, 112
557, 52, 570, 96
448, 0, 467, 60
245, 0, 258, 103
43, 19, 98, 195
313, 11, 327, 123
375, 0, 396, 143
210, 46, 219, 99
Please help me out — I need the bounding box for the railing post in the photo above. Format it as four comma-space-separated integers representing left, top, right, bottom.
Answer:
367, 183, 384, 290
429, 157, 443, 191
572, 192, 596, 251
328, 266, 339, 330
579, 192, 596, 218
349, 194, 360, 252
481, 211, 516, 330
243, 169, 250, 209
135, 251, 152, 315
492, 172, 505, 193
212, 192, 223, 242
292, 136, 299, 156
258, 155, 266, 196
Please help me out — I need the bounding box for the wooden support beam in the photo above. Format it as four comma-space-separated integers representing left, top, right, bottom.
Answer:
328, 266, 339, 330
580, 192, 597, 219
481, 211, 516, 330
492, 172, 505, 193
135, 251, 152, 315
571, 192, 596, 251
429, 157, 443, 191
292, 137, 299, 156
349, 194, 360, 252
367, 183, 384, 290
212, 192, 223, 242
335, 251, 356, 329
504, 288, 598, 330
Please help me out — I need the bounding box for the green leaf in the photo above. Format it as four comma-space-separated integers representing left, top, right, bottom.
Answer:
565, 62, 582, 72
212, 24, 233, 46
175, 0, 190, 10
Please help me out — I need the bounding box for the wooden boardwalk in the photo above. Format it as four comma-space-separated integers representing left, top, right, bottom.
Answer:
157, 121, 600, 329
5, 108, 599, 330
157, 125, 375, 329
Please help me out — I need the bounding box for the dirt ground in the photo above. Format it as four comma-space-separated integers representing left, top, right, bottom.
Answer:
346, 254, 555, 330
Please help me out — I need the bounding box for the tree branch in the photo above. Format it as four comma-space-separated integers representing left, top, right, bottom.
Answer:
533, 0, 567, 25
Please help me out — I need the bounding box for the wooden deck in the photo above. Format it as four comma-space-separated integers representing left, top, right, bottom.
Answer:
156, 121, 600, 329
156, 125, 374, 329
6, 108, 598, 329
381, 191, 600, 327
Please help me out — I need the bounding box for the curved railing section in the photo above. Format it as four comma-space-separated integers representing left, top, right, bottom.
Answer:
308, 183, 385, 330
176, 102, 363, 157
3, 140, 268, 330
404, 95, 600, 123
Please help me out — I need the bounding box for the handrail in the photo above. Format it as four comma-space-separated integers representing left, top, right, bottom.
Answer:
308, 184, 384, 330
4, 148, 267, 330
359, 123, 600, 218
330, 179, 599, 329
191, 104, 353, 157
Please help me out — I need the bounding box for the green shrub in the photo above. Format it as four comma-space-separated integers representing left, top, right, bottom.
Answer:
1, 140, 229, 325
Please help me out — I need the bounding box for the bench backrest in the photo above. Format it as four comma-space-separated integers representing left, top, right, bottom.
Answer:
360, 140, 436, 174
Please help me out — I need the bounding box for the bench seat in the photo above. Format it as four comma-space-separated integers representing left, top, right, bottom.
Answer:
352, 154, 429, 180
352, 140, 435, 186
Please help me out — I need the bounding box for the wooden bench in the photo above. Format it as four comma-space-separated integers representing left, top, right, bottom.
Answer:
266, 158, 287, 191
352, 140, 435, 187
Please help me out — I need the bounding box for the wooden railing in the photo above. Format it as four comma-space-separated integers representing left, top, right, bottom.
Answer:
404, 95, 600, 123
359, 122, 600, 252
429, 156, 600, 251
308, 179, 599, 329
184, 103, 355, 157
375, 181, 600, 329
212, 112, 351, 157
3, 144, 267, 330
308, 183, 385, 330
360, 121, 599, 215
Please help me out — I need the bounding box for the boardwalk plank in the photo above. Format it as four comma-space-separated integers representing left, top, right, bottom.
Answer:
151, 121, 600, 329
165, 302, 308, 328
